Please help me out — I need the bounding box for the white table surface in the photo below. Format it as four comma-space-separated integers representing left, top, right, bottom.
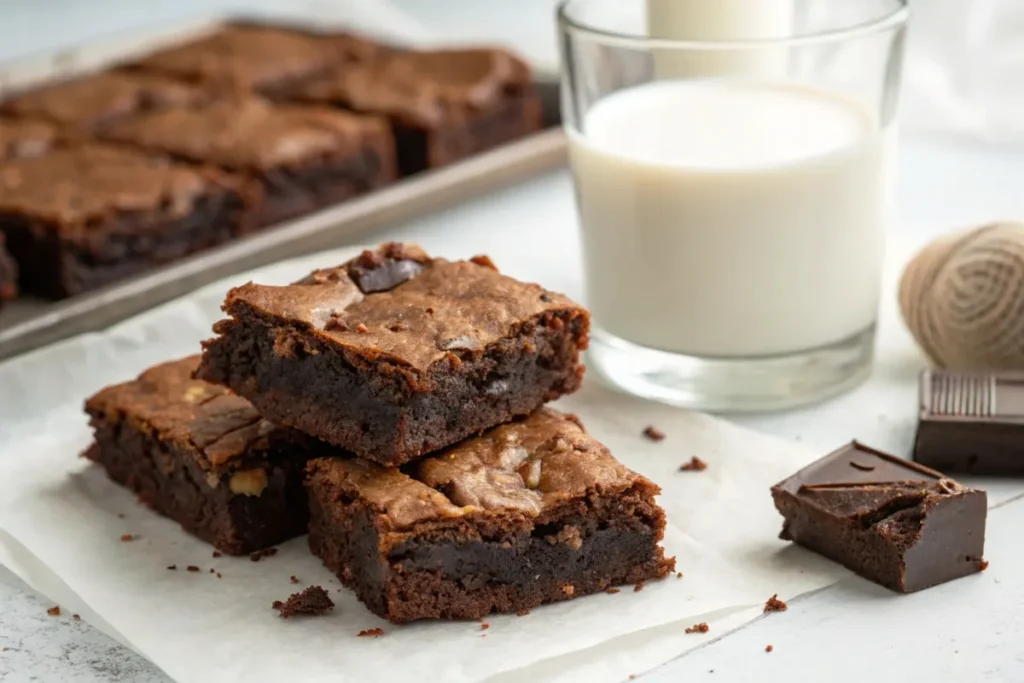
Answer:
3, 1, 1024, 681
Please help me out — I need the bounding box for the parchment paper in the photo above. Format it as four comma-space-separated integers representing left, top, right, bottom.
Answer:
0, 244, 853, 683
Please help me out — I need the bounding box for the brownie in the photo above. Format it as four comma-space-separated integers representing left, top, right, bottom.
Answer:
101, 98, 396, 228
772, 441, 987, 593
306, 408, 674, 623
914, 370, 1024, 475
128, 24, 376, 99
0, 143, 258, 299
0, 232, 17, 308
0, 71, 203, 132
291, 48, 544, 175
84, 356, 321, 555
0, 116, 58, 160
196, 243, 590, 465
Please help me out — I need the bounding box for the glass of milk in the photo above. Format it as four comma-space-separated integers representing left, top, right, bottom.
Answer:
559, 0, 909, 411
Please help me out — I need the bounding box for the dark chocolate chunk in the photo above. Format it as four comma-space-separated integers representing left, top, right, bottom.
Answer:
346, 243, 429, 294
914, 370, 1024, 475
772, 441, 987, 593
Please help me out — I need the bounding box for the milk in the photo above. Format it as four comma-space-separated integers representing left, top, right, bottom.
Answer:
647, 0, 794, 78
568, 80, 887, 358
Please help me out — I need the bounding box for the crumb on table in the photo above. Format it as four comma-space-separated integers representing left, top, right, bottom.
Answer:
679, 456, 708, 472
290, 575, 299, 584
120, 533, 134, 542
273, 585, 334, 618
186, 565, 200, 573
46, 606, 60, 616
642, 426, 666, 441
685, 622, 710, 634
357, 627, 385, 638
250, 547, 278, 562
766, 644, 774, 653
480, 622, 490, 631
166, 565, 177, 570
764, 594, 788, 613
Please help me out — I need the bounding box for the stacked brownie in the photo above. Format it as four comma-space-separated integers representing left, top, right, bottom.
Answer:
84, 243, 674, 622
0, 22, 544, 303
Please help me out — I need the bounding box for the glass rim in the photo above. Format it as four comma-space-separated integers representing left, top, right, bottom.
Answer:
557, 0, 910, 50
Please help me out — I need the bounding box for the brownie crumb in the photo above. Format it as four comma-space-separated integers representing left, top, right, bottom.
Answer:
605, 587, 621, 594
470, 254, 498, 271
764, 594, 788, 613
187, 565, 200, 573
273, 585, 335, 619
216, 572, 223, 579
357, 628, 385, 638
120, 534, 134, 542
250, 547, 278, 562
290, 576, 299, 584
212, 551, 222, 558
685, 622, 710, 634
167, 565, 177, 571
679, 456, 708, 472
642, 426, 666, 442
676, 572, 683, 579
766, 644, 774, 653
634, 582, 645, 592
209, 568, 215, 574
978, 559, 990, 571
47, 606, 60, 616
516, 609, 531, 617
355, 323, 369, 334
480, 623, 490, 631
72, 614, 80, 621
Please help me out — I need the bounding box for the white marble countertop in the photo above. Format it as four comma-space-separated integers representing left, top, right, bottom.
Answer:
3, 1, 1024, 681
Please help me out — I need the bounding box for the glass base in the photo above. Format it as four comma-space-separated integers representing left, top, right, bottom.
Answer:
587, 327, 876, 413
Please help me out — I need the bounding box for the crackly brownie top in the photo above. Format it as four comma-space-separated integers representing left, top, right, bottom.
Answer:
297, 48, 532, 127
130, 24, 364, 91
0, 143, 233, 228
0, 116, 58, 160
102, 97, 388, 170
85, 355, 296, 475
219, 242, 585, 372
0, 71, 202, 131
308, 408, 641, 529
774, 441, 980, 524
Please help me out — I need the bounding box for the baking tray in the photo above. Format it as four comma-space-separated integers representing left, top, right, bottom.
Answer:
0, 16, 566, 362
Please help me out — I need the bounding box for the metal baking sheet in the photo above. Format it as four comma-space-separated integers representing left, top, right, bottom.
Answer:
0, 16, 565, 362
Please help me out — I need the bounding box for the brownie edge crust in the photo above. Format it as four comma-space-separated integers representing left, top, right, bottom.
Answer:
196, 243, 590, 465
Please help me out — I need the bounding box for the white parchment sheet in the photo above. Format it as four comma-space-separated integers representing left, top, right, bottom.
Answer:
0, 245, 862, 683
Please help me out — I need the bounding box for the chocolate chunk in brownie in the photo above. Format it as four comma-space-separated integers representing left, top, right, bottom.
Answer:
101, 98, 395, 228
306, 408, 674, 623
291, 48, 544, 175
0, 116, 59, 160
0, 71, 203, 132
84, 355, 325, 555
197, 242, 590, 465
272, 585, 334, 618
0, 143, 258, 299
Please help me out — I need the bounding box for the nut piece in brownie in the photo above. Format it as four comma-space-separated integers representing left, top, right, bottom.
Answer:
128, 24, 376, 99
84, 356, 321, 555
772, 441, 987, 593
0, 143, 258, 299
0, 232, 17, 307
0, 116, 58, 160
0, 71, 203, 133
291, 48, 544, 175
101, 98, 395, 228
306, 408, 675, 623
196, 243, 590, 465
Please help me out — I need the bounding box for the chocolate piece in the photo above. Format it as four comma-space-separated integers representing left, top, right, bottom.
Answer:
0, 144, 257, 299
101, 98, 395, 228
914, 370, 1024, 475
0, 71, 203, 132
0, 116, 58, 160
196, 243, 590, 465
84, 355, 323, 555
306, 408, 675, 623
772, 441, 987, 593
291, 48, 544, 175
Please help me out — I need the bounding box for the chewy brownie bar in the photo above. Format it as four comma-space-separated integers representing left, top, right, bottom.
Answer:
0, 71, 203, 133
0, 116, 58, 160
196, 243, 590, 465
292, 48, 544, 176
0, 143, 258, 299
0, 232, 17, 308
128, 24, 377, 100
85, 356, 321, 555
101, 98, 395, 228
772, 441, 987, 593
307, 408, 674, 623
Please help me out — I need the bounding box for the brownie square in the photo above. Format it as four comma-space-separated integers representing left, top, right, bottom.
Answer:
0, 116, 58, 160
196, 243, 590, 465
306, 408, 674, 623
291, 48, 544, 175
101, 98, 396, 228
0, 143, 258, 299
772, 441, 987, 593
128, 24, 376, 99
85, 356, 322, 554
0, 232, 17, 308
0, 71, 203, 133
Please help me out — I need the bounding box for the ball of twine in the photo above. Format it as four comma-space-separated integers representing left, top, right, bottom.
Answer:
899, 222, 1024, 370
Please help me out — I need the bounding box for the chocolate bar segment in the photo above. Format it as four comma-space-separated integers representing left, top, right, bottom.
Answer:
772, 441, 987, 593
914, 370, 1024, 475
